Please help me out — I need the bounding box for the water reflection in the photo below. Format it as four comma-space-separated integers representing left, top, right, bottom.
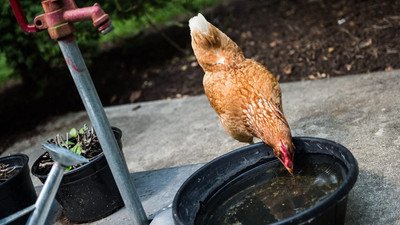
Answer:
197, 155, 344, 225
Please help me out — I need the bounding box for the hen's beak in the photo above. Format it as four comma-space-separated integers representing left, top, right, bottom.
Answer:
276, 156, 294, 174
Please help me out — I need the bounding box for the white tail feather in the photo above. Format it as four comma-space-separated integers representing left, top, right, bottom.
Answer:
189, 13, 209, 35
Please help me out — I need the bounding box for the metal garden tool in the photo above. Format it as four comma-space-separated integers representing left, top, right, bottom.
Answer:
0, 143, 88, 225
8, 0, 148, 224
26, 143, 89, 225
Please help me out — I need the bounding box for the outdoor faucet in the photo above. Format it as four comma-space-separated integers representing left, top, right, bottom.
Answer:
9, 0, 113, 39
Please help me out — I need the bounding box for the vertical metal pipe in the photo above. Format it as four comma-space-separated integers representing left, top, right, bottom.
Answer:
27, 163, 64, 225
57, 36, 148, 225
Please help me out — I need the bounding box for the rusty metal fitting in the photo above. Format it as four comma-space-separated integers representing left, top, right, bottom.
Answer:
62, 3, 111, 30
98, 20, 114, 34
12, 0, 113, 39
41, 0, 63, 13
47, 22, 75, 40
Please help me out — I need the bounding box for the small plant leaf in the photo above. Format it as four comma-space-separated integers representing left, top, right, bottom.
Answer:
65, 166, 72, 172
71, 145, 82, 155
69, 128, 78, 138
76, 146, 82, 155
79, 127, 85, 134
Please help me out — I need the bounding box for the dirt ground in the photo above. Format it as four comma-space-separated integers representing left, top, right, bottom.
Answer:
0, 0, 399, 153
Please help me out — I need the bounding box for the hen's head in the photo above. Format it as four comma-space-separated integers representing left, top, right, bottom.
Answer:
249, 98, 296, 174
274, 138, 295, 174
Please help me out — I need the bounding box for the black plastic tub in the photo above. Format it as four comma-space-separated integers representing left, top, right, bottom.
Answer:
31, 127, 124, 223
173, 137, 358, 225
0, 154, 37, 225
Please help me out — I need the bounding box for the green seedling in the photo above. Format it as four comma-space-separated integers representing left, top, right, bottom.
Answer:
64, 127, 85, 171
47, 124, 99, 172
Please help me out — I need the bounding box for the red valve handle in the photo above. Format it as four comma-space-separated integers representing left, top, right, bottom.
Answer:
9, 0, 38, 33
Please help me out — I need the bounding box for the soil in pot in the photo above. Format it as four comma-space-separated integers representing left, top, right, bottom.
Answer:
0, 154, 37, 225
0, 163, 21, 184
35, 125, 105, 174
31, 126, 124, 223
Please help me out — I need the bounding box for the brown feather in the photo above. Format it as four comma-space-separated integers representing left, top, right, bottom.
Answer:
189, 14, 294, 170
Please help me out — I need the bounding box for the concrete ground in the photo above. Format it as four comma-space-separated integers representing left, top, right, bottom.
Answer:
2, 69, 400, 224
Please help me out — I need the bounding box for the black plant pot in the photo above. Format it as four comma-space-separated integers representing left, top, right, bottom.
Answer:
0, 154, 37, 225
173, 137, 359, 225
31, 127, 125, 223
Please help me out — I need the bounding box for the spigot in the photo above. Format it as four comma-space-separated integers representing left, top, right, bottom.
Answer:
9, 0, 113, 39
60, 2, 113, 34
100, 23, 114, 35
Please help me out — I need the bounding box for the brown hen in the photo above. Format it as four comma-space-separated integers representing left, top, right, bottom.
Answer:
189, 13, 295, 173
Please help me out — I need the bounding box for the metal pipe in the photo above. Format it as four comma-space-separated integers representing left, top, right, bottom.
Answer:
26, 162, 64, 225
8, 0, 38, 33
57, 35, 148, 225
0, 205, 35, 224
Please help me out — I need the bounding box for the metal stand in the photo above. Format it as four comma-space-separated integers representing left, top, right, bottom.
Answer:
58, 37, 148, 225
8, 0, 149, 224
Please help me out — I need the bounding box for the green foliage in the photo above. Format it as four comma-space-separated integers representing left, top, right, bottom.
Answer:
49, 125, 91, 172
101, 0, 221, 41
0, 52, 14, 85
69, 128, 79, 138
1, 0, 58, 88
0, 0, 222, 89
